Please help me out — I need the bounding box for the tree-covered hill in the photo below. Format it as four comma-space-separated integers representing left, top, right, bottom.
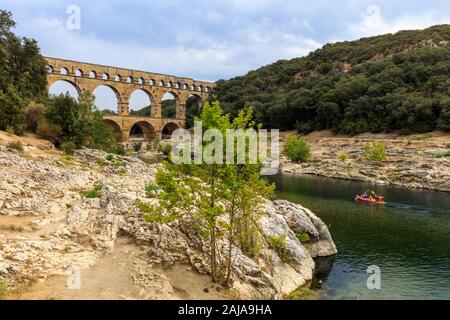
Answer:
214, 25, 450, 134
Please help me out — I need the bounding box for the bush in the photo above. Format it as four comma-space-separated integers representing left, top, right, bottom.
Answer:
364, 142, 387, 161
110, 144, 126, 156
159, 143, 172, 156
7, 141, 24, 152
60, 141, 76, 155
295, 232, 311, 243
81, 184, 102, 198
283, 136, 311, 162
36, 120, 62, 144
6, 126, 15, 136
267, 234, 291, 263
434, 151, 450, 158
24, 102, 45, 132
106, 154, 114, 161
133, 142, 143, 152
337, 153, 349, 162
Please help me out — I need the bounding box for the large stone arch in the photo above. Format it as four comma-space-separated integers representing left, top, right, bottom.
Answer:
92, 84, 122, 114
128, 88, 157, 117
129, 120, 157, 142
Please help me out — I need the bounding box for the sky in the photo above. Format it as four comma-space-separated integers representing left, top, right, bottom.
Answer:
3, 0, 450, 110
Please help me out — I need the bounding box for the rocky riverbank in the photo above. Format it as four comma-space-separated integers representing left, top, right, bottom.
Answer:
0, 132, 337, 300
281, 131, 450, 193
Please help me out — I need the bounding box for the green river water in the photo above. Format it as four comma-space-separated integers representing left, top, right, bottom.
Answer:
272, 174, 450, 300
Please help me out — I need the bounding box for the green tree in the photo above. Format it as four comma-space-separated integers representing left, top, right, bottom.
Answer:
283, 136, 312, 162
0, 10, 47, 133
42, 92, 120, 150
144, 102, 274, 286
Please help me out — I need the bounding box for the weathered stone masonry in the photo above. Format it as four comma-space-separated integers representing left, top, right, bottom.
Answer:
45, 57, 215, 141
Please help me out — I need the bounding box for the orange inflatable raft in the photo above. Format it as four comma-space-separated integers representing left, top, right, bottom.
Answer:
355, 195, 385, 205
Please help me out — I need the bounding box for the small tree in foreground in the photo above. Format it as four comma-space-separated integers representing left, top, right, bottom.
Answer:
283, 136, 311, 162
144, 101, 274, 286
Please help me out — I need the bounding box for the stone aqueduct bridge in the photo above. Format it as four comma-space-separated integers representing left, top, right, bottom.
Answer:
45, 57, 215, 141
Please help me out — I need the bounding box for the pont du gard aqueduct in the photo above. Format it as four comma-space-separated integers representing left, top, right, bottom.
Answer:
45, 57, 215, 142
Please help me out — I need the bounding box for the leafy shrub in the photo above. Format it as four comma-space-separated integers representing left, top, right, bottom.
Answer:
446, 143, 450, 148
24, 102, 45, 132
106, 154, 114, 161
145, 183, 160, 198
7, 141, 24, 152
159, 143, 172, 156
283, 136, 311, 162
267, 234, 291, 263
434, 151, 450, 158
36, 120, 62, 144
81, 184, 102, 199
6, 126, 15, 136
337, 153, 349, 162
60, 141, 76, 155
96, 159, 105, 167
135, 200, 152, 213
110, 144, 126, 156
133, 142, 142, 152
295, 232, 311, 243
364, 142, 387, 161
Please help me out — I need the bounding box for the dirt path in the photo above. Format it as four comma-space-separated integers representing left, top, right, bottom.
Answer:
12, 237, 229, 300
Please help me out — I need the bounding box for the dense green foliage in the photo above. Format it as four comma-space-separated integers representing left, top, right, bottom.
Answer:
41, 92, 120, 150
215, 25, 450, 134
0, 10, 47, 134
283, 136, 311, 162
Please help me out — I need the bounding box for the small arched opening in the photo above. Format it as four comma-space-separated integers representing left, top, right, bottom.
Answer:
75, 69, 83, 77
89, 71, 97, 78
60, 67, 69, 75
129, 121, 157, 142
161, 123, 180, 140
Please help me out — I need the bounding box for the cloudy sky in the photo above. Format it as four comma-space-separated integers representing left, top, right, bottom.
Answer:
3, 0, 450, 109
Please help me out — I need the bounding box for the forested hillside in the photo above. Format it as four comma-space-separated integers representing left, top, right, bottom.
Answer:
214, 25, 450, 134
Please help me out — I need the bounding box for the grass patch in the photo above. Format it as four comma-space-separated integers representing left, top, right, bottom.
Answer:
434, 151, 450, 158
283, 287, 321, 300
96, 159, 106, 167
337, 153, 349, 162
81, 184, 103, 198
7, 141, 24, 153
0, 277, 8, 300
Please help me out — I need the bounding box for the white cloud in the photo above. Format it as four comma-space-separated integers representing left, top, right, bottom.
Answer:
349, 4, 450, 37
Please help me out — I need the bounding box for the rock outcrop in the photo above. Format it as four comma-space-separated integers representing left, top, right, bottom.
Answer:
281, 134, 450, 192
0, 143, 337, 299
